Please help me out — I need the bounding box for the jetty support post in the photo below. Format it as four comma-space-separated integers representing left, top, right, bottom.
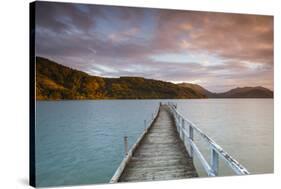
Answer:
181, 118, 185, 140
189, 125, 194, 158
124, 136, 128, 156
144, 120, 147, 131
211, 148, 219, 176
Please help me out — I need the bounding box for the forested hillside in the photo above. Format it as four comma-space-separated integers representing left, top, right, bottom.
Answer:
36, 57, 206, 100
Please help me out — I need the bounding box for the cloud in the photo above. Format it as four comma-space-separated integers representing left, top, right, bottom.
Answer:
35, 2, 273, 92
154, 10, 273, 65
35, 2, 100, 33
108, 27, 140, 43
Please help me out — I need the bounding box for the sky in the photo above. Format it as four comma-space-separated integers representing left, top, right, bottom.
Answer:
35, 2, 273, 92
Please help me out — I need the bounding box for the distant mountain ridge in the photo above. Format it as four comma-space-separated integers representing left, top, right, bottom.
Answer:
178, 83, 273, 98
214, 86, 273, 98
35, 57, 273, 100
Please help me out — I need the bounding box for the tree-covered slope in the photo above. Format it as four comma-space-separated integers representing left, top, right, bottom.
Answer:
36, 57, 206, 100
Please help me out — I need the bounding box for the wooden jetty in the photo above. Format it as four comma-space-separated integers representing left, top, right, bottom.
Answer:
110, 103, 249, 183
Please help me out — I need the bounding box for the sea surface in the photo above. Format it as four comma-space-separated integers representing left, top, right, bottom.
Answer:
35, 99, 273, 187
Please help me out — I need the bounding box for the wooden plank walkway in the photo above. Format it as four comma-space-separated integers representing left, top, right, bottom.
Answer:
118, 104, 198, 182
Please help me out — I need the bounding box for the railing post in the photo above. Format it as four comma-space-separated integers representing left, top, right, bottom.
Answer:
189, 125, 194, 158
175, 113, 178, 128
182, 119, 186, 144
181, 118, 185, 140
211, 148, 219, 176
124, 136, 128, 156
178, 116, 180, 135
144, 120, 147, 131
177, 115, 180, 131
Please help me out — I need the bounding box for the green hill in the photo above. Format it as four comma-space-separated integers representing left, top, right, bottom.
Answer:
36, 57, 206, 100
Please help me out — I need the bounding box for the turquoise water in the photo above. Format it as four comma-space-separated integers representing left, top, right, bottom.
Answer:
35, 99, 273, 187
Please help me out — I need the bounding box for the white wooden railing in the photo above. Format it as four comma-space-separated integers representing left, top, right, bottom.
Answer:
110, 103, 161, 183
167, 102, 249, 176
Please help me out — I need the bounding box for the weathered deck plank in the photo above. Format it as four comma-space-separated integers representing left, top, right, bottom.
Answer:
119, 105, 197, 182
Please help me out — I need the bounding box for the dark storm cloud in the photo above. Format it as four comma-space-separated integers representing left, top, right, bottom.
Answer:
35, 2, 153, 58
35, 2, 100, 32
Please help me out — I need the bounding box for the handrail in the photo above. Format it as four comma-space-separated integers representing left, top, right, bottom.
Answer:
167, 102, 249, 176
109, 103, 161, 183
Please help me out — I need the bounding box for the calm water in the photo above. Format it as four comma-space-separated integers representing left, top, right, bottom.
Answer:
35, 99, 273, 187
